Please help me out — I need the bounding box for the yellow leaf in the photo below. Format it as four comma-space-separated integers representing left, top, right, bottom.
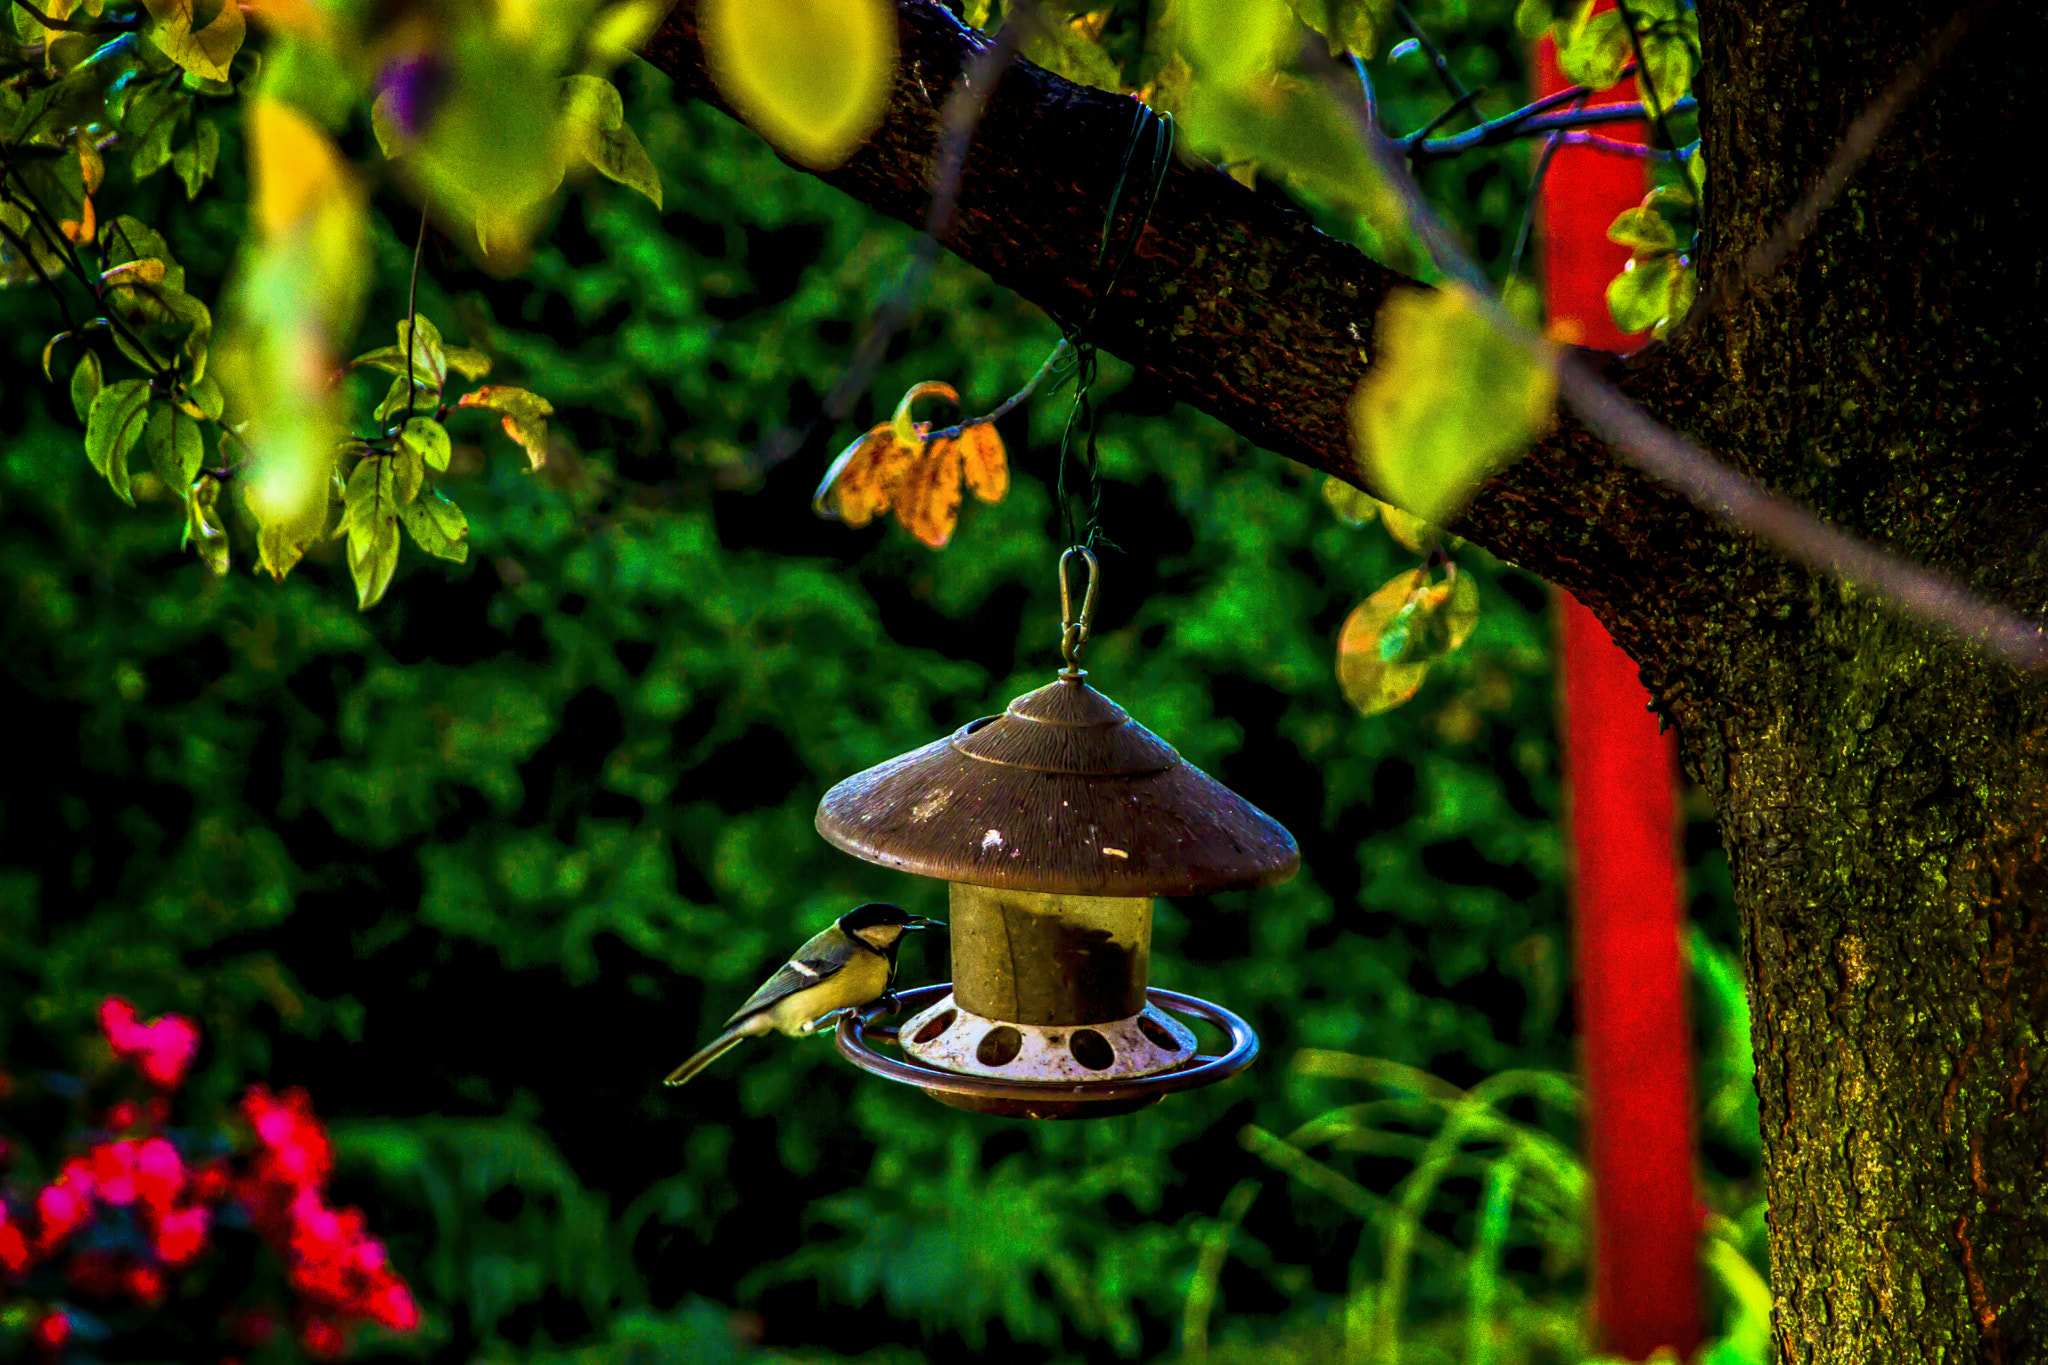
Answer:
699, 0, 897, 170
813, 424, 915, 528
890, 379, 956, 445
1321, 475, 1379, 527
101, 258, 168, 288
1351, 283, 1557, 526
249, 98, 349, 239
896, 432, 963, 549
957, 423, 1007, 503
1337, 570, 1433, 717
140, 0, 246, 81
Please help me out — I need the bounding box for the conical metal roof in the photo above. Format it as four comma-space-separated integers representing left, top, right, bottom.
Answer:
815, 673, 1299, 897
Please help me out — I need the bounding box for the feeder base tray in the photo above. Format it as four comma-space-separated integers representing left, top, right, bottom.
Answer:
837, 983, 1258, 1120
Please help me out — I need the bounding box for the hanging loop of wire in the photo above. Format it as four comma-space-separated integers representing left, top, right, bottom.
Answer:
1055, 101, 1175, 554
1059, 544, 1100, 673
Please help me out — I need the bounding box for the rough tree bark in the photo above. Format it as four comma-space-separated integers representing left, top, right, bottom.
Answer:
643, 3, 2048, 1361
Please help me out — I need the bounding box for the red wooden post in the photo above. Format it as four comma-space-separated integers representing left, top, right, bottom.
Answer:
1533, 31, 1706, 1361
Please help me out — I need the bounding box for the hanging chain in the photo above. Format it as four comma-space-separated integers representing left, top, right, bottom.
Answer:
1055, 103, 1175, 554
1058, 545, 1100, 674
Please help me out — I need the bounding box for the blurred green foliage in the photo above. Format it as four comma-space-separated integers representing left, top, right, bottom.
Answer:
2, 3, 1758, 1362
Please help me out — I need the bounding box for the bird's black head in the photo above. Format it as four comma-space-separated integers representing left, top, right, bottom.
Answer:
838, 902, 941, 953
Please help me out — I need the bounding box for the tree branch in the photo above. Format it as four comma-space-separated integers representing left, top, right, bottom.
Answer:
639, 0, 1713, 619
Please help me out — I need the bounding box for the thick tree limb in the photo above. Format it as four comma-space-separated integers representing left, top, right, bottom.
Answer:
640, 0, 1730, 650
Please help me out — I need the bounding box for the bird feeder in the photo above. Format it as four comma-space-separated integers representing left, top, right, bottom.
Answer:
824, 550, 1299, 1118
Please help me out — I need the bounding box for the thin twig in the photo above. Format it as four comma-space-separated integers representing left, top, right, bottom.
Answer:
1556, 130, 1696, 161
402, 203, 427, 423
2, 174, 167, 376
758, 1, 1039, 476
6, 0, 136, 34
1349, 54, 1377, 138
1401, 88, 1486, 149
1696, 5, 1978, 326
1306, 41, 2048, 675
1503, 94, 1586, 287
1411, 96, 1695, 162
1394, 3, 1477, 121
923, 338, 1072, 442
0, 217, 84, 334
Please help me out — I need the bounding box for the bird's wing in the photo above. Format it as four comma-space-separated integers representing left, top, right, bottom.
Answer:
724, 930, 861, 1027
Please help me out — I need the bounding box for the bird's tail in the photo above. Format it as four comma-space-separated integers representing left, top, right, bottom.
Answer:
663, 1030, 748, 1087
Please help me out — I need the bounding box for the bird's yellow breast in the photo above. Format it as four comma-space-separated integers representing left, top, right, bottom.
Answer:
760, 949, 893, 1037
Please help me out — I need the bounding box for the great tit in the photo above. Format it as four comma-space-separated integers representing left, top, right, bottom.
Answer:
663, 902, 940, 1087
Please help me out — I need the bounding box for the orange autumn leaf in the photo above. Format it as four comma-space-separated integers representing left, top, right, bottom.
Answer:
957, 422, 1007, 502
812, 379, 1010, 549
895, 432, 963, 549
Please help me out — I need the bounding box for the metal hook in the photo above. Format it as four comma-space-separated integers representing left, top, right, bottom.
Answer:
1059, 545, 1099, 673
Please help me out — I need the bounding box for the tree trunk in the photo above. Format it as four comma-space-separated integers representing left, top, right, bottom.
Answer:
642, 2, 2048, 1359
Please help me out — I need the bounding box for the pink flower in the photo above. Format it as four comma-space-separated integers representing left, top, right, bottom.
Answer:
366, 1281, 420, 1331
299, 1316, 346, 1360
241, 1086, 332, 1190
36, 1158, 98, 1250
32, 1309, 69, 1350
98, 998, 200, 1091
154, 1204, 212, 1267
0, 1207, 32, 1275
124, 1261, 166, 1305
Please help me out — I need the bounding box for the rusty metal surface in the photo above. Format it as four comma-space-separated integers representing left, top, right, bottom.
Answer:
815, 674, 1300, 896
835, 983, 1261, 1120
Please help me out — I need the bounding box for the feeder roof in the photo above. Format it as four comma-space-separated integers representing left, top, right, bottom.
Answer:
815, 673, 1299, 897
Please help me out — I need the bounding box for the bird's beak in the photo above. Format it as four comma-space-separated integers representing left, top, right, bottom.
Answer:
907, 917, 943, 931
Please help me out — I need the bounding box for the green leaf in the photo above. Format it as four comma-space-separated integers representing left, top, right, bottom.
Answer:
374, 374, 415, 426
400, 490, 470, 563
144, 402, 204, 487
1351, 284, 1558, 525
1638, 16, 1698, 102
1555, 8, 1630, 89
444, 347, 493, 381
133, 104, 182, 180
346, 316, 446, 410
1642, 184, 1695, 213
1335, 567, 1479, 717
400, 416, 452, 473
184, 371, 224, 421
697, 0, 897, 169
392, 440, 424, 506
457, 385, 554, 469
349, 507, 400, 610
1514, 0, 1555, 42
1606, 207, 1678, 254
100, 215, 185, 292
1606, 252, 1693, 335
172, 115, 221, 198
140, 0, 246, 81
84, 377, 151, 503
183, 472, 229, 575
1289, 0, 1390, 59
341, 454, 401, 609
1176, 0, 1294, 84
1321, 476, 1380, 528
70, 350, 103, 423
582, 119, 663, 208
1337, 570, 1433, 716
1021, 11, 1127, 93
